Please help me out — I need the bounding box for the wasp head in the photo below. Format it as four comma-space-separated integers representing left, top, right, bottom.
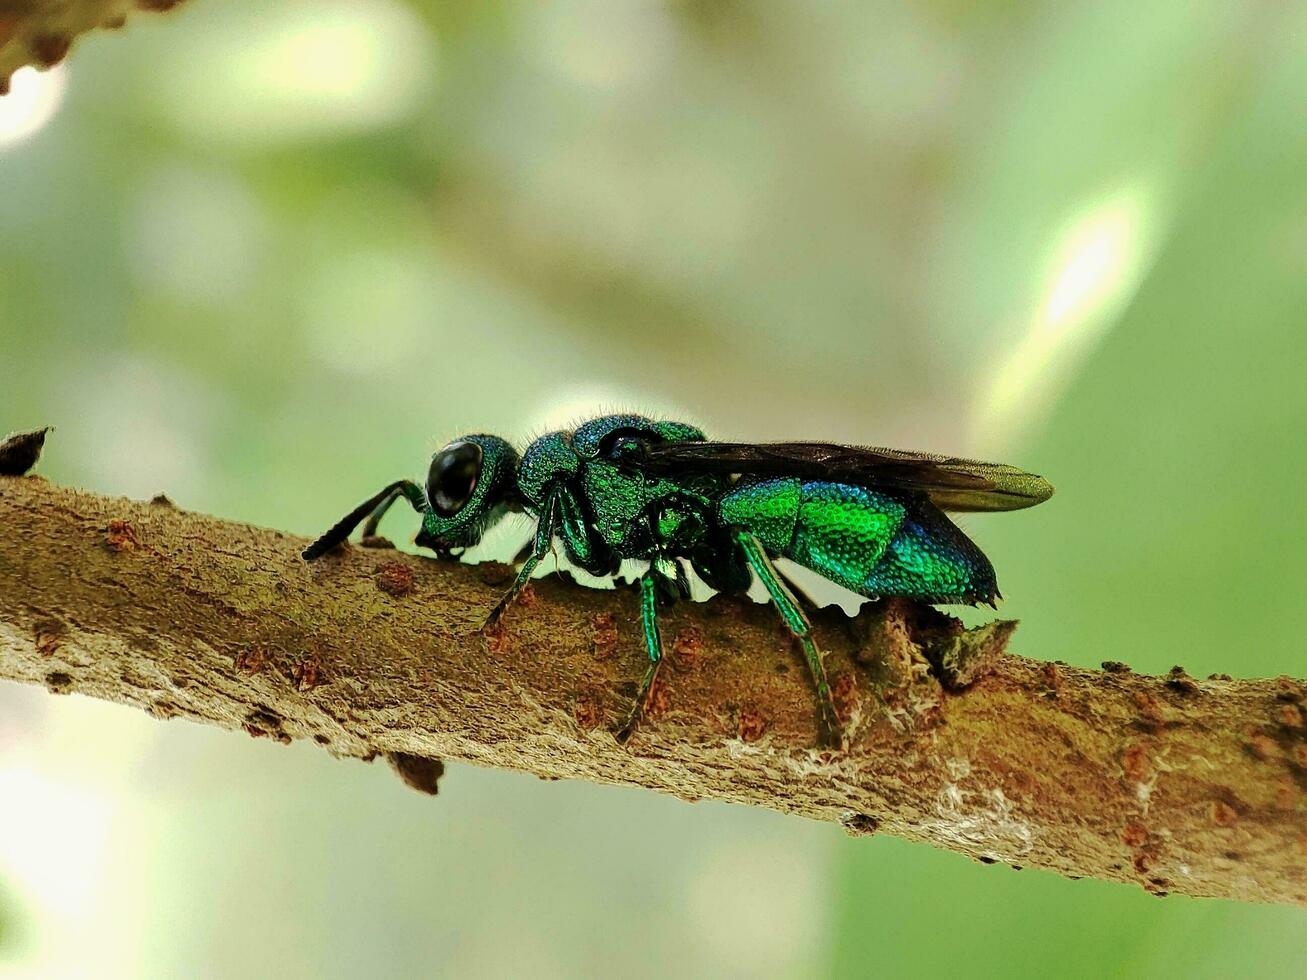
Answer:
415, 435, 518, 554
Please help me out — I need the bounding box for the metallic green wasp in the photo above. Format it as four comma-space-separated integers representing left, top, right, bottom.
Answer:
303, 414, 1052, 745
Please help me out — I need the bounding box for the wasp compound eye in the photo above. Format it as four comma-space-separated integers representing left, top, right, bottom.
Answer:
428, 441, 483, 516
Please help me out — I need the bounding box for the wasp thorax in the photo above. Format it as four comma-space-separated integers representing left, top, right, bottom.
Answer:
427, 441, 482, 516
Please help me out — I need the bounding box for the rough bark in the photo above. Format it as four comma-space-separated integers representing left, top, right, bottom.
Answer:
0, 0, 180, 94
1, 475, 1304, 905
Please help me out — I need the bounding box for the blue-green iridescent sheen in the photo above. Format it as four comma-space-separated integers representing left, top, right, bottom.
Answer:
517, 432, 577, 507
554, 487, 606, 574
718, 477, 800, 553
306, 413, 1017, 743
399, 415, 996, 605
861, 501, 995, 602
789, 481, 905, 595
419, 434, 518, 547
639, 572, 662, 663
571, 415, 705, 458
581, 459, 720, 557
720, 476, 994, 603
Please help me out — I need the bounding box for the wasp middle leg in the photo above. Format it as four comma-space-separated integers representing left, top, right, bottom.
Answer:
615, 561, 684, 744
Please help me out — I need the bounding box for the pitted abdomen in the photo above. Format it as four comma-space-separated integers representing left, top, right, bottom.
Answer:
720, 478, 993, 602
718, 477, 803, 553
719, 480, 903, 592
788, 482, 905, 594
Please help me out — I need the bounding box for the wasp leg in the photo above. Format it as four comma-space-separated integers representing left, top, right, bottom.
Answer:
482, 492, 559, 631
303, 480, 426, 561
673, 559, 693, 600
615, 566, 669, 744
508, 537, 535, 566
775, 563, 825, 617
359, 481, 425, 546
690, 535, 752, 597
775, 563, 870, 647
737, 532, 843, 748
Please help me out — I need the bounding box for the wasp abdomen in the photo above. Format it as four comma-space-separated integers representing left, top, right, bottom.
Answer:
719, 478, 996, 604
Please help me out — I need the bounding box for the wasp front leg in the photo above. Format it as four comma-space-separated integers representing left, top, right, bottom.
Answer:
303, 480, 428, 560
614, 564, 673, 744
358, 482, 426, 547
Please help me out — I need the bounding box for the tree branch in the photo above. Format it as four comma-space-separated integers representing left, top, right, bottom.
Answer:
1, 474, 1304, 905
0, 0, 181, 94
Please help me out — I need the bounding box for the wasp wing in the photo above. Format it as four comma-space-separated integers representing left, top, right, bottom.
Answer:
636, 441, 1053, 512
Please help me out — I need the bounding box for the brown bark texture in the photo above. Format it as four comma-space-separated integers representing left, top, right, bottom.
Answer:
1, 474, 1304, 905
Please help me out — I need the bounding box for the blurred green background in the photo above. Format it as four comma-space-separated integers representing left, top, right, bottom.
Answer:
1, 1, 1305, 976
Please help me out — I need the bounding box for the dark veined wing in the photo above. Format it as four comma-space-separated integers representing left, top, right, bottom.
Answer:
635, 441, 1054, 512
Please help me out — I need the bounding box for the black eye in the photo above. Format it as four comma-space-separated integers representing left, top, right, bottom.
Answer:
427, 441, 483, 517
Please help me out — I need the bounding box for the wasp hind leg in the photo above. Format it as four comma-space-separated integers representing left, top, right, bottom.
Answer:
774, 563, 826, 617
736, 532, 843, 748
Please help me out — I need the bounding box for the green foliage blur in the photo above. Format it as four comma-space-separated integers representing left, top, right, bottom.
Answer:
1, 1, 1304, 977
